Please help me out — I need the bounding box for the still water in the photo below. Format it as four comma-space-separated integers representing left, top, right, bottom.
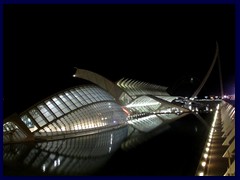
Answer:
4, 113, 213, 176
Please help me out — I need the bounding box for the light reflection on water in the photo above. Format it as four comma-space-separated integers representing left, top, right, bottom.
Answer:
4, 112, 213, 176
4, 126, 128, 176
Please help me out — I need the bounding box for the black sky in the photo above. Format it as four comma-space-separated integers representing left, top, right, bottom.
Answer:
3, 4, 235, 117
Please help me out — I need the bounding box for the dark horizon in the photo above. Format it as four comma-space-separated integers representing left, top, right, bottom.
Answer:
3, 4, 235, 118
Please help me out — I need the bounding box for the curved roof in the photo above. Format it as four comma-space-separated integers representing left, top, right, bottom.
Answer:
4, 85, 127, 144
73, 68, 132, 104
117, 78, 169, 97
4, 69, 191, 145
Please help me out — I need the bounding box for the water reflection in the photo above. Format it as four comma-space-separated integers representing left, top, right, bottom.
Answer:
4, 112, 213, 176
122, 113, 188, 150
97, 113, 212, 176
4, 126, 128, 176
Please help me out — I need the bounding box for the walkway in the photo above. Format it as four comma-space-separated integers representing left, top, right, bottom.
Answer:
195, 101, 235, 176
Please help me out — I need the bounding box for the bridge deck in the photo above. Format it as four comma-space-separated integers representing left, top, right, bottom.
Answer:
205, 113, 228, 176
196, 102, 235, 176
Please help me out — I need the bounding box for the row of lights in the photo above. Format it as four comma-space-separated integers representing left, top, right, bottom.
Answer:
197, 104, 220, 176
127, 114, 156, 124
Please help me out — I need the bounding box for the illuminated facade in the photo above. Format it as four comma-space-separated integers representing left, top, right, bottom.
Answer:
4, 85, 127, 143
3, 68, 190, 144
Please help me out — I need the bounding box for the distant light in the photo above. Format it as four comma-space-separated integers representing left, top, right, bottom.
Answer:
73, 74, 76, 77
223, 95, 227, 99
201, 161, 206, 167
199, 172, 204, 176
204, 96, 208, 99
190, 77, 194, 83
54, 160, 57, 167
203, 153, 208, 159
207, 143, 210, 147
42, 164, 46, 172
195, 127, 198, 132
110, 133, 113, 144
206, 147, 209, 152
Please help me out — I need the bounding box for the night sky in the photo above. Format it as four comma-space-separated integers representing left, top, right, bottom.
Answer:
4, 4, 235, 118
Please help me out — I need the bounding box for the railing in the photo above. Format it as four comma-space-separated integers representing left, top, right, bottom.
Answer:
195, 100, 235, 176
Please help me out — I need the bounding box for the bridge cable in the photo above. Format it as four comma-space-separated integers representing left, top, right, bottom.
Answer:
191, 42, 219, 98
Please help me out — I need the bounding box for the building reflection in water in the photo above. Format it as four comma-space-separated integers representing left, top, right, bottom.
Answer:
122, 113, 188, 151
4, 126, 128, 176
3, 70, 194, 175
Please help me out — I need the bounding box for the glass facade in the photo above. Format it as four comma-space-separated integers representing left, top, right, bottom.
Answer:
4, 85, 127, 143
3, 73, 189, 144
3, 122, 27, 142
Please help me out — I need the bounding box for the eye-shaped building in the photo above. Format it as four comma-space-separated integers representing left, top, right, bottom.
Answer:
3, 68, 190, 144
